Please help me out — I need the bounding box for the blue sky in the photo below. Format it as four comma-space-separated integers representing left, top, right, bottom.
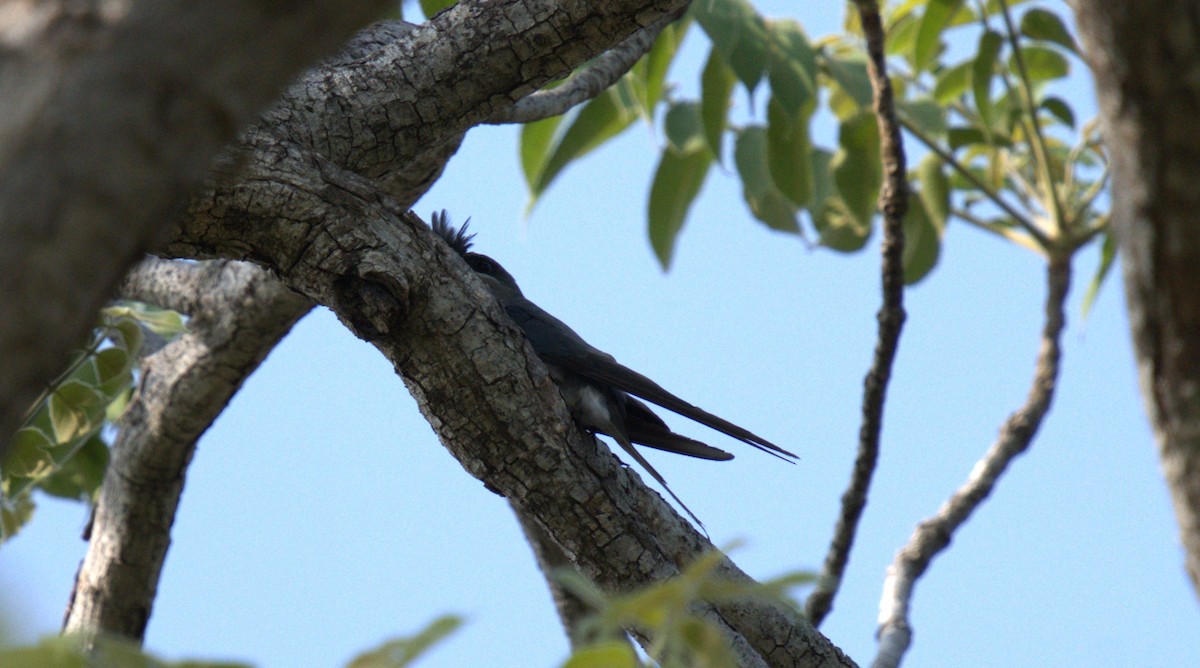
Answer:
2, 2, 1197, 667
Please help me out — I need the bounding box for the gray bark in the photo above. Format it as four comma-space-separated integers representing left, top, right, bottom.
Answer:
1070, 0, 1200, 598
0, 0, 393, 458
6, 0, 857, 664
63, 260, 311, 639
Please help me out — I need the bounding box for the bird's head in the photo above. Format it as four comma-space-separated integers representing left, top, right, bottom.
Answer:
430, 209, 524, 300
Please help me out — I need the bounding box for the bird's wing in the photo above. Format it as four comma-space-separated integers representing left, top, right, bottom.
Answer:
503, 298, 797, 461
622, 397, 733, 461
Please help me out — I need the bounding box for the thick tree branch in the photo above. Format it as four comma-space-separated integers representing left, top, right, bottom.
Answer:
0, 0, 392, 457
512, 503, 600, 649
63, 260, 311, 641
806, 0, 908, 628
1070, 0, 1200, 600
873, 258, 1070, 668
484, 10, 683, 125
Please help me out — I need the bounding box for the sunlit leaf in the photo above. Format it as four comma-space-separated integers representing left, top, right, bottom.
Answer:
933, 59, 972, 104
529, 90, 638, 202
418, 0, 456, 19
1082, 231, 1116, 317
1010, 45, 1069, 83
521, 116, 563, 195
561, 642, 641, 668
914, 0, 964, 71
347, 615, 463, 668
973, 30, 1002, 129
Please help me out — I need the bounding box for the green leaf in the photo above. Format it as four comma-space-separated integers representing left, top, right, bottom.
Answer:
418, 0, 456, 19
933, 59, 972, 104
832, 113, 882, 228
691, 0, 770, 94
1, 489, 35, 545
38, 434, 109, 502
665, 102, 704, 154
1020, 8, 1078, 55
347, 615, 463, 668
973, 30, 1002, 129
649, 148, 713, 268
824, 56, 873, 110
1040, 96, 1076, 128
902, 197, 942, 284
700, 49, 736, 162
562, 642, 641, 668
898, 98, 946, 136
529, 90, 637, 202
109, 317, 144, 356
5, 427, 54, 478
916, 153, 951, 228
766, 97, 814, 207
765, 19, 818, 117
49, 381, 104, 445
631, 20, 688, 116
1082, 231, 1116, 317
734, 126, 800, 233
1010, 45, 1069, 83
886, 13, 921, 59
94, 347, 132, 396
914, 0, 964, 72
812, 197, 872, 251
521, 116, 563, 194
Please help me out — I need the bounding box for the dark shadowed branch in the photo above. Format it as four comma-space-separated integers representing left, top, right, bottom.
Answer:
805, 0, 908, 628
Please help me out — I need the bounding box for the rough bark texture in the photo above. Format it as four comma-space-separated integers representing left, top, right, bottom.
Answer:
1070, 0, 1200, 597
62, 260, 311, 640
0, 0, 393, 458
7, 1, 859, 663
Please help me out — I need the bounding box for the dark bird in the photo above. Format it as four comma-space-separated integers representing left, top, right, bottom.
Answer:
431, 211, 796, 525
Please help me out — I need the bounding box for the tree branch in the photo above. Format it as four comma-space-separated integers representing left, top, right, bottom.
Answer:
873, 257, 1071, 668
806, 0, 908, 628
63, 260, 311, 641
0, 0, 392, 458
1070, 0, 1200, 602
484, 9, 684, 125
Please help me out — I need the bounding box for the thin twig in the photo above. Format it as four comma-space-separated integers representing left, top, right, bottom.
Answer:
872, 257, 1071, 668
805, 0, 908, 628
998, 0, 1066, 236
484, 9, 684, 125
897, 116, 1051, 248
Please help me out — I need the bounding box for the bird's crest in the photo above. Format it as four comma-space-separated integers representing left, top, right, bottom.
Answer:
431, 210, 474, 256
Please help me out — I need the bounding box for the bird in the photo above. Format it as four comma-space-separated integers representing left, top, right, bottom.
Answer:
431, 211, 796, 526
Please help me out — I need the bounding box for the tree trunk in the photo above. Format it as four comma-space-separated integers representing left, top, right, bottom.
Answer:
1071, 0, 1200, 598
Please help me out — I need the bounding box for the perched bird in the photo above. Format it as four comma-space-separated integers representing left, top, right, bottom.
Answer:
431, 211, 795, 526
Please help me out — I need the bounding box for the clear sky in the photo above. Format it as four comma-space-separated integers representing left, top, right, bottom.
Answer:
2, 2, 1197, 667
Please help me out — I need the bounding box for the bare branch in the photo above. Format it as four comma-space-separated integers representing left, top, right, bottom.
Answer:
63, 260, 311, 641
873, 258, 1071, 668
806, 0, 908, 628
484, 9, 684, 125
